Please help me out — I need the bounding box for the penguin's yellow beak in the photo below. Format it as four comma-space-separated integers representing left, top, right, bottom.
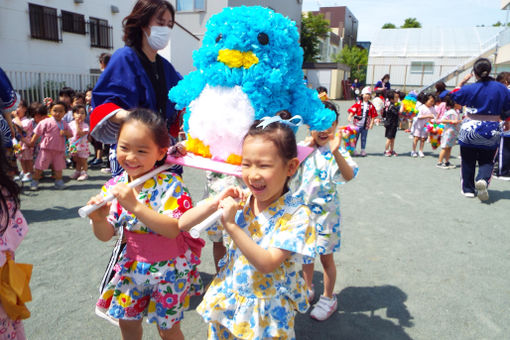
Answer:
217, 49, 259, 69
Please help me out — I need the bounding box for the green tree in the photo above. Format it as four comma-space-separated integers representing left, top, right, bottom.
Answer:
382, 23, 396, 29
493, 21, 503, 27
300, 12, 331, 63
333, 46, 368, 82
401, 17, 422, 28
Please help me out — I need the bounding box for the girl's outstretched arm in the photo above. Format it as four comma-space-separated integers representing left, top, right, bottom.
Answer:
220, 197, 291, 274
178, 186, 245, 231
330, 129, 355, 182
87, 194, 115, 242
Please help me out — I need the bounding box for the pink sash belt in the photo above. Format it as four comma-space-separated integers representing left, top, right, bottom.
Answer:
125, 230, 205, 263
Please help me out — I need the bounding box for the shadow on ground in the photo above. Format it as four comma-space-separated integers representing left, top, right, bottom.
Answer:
295, 272, 413, 340
22, 205, 83, 223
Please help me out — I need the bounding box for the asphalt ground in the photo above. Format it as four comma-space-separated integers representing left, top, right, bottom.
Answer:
16, 100, 509, 339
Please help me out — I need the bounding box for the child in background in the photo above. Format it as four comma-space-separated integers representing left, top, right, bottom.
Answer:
28, 101, 72, 190
317, 86, 329, 101
290, 101, 357, 321
69, 105, 90, 181
58, 87, 75, 123
383, 91, 401, 156
180, 119, 316, 339
0, 143, 31, 339
87, 108, 203, 340
13, 100, 34, 182
411, 93, 436, 158
437, 95, 461, 169
348, 86, 378, 156
372, 89, 385, 126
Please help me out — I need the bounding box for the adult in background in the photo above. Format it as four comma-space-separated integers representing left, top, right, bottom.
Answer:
451, 58, 510, 201
90, 0, 182, 177
88, 0, 182, 313
0, 68, 19, 178
374, 74, 391, 93
495, 72, 510, 180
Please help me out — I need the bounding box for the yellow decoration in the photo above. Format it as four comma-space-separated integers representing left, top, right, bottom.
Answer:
185, 135, 212, 158
217, 49, 259, 69
226, 153, 242, 165
0, 252, 32, 320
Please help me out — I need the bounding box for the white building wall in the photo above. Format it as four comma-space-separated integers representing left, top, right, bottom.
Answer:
0, 0, 136, 74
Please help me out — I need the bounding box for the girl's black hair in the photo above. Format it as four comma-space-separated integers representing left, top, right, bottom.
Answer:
31, 102, 47, 116
118, 108, 170, 166
0, 143, 21, 236
244, 120, 297, 162
316, 86, 328, 94
72, 104, 86, 114
473, 58, 493, 81
49, 100, 68, 112
382, 74, 390, 81
58, 86, 75, 99
434, 81, 446, 94
323, 101, 339, 122
443, 95, 456, 109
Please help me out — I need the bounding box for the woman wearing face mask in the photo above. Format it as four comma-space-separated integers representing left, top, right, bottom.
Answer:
90, 0, 181, 177
89, 0, 182, 319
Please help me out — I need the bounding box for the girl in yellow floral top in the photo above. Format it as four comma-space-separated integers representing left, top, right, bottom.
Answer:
180, 117, 316, 339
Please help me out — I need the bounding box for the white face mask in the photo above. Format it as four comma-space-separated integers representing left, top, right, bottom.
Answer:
145, 25, 171, 50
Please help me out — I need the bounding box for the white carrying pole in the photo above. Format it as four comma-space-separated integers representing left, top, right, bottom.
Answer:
78, 164, 172, 218
189, 209, 224, 239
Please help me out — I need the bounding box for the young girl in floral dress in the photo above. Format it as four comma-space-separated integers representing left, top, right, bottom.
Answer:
87, 109, 204, 340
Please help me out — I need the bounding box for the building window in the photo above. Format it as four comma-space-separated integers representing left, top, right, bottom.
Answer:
62, 11, 85, 34
28, 3, 60, 42
410, 61, 434, 74
89, 17, 113, 49
176, 0, 205, 12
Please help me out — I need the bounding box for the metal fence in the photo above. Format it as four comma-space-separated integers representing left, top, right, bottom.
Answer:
6, 71, 100, 104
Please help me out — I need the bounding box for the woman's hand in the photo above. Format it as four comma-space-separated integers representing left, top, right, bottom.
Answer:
110, 183, 139, 213
109, 109, 130, 124
87, 194, 111, 222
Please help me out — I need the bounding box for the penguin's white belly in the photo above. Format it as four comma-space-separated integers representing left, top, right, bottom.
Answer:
188, 85, 255, 161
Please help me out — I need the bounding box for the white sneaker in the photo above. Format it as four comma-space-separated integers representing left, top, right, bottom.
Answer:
77, 172, 88, 181
462, 191, 475, 198
30, 180, 39, 191
70, 170, 81, 179
21, 173, 32, 182
475, 179, 489, 201
418, 150, 425, 158
310, 295, 337, 321
411, 151, 418, 158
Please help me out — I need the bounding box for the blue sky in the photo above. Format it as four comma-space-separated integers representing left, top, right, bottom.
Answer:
302, 0, 509, 41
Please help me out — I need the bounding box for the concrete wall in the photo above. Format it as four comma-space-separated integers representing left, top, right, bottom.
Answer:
0, 0, 135, 74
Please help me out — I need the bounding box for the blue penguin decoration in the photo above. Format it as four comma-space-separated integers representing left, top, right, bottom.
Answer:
169, 6, 336, 163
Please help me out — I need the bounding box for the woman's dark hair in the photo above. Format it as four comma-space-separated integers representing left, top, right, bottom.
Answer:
323, 101, 339, 122
244, 121, 297, 162
123, 0, 175, 48
386, 90, 398, 101
0, 143, 20, 235
422, 93, 436, 105
382, 74, 390, 81
118, 108, 170, 165
473, 58, 492, 81
434, 81, 446, 94
49, 100, 68, 112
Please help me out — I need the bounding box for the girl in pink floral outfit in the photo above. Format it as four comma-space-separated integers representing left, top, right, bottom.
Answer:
87, 109, 204, 339
0, 144, 31, 340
